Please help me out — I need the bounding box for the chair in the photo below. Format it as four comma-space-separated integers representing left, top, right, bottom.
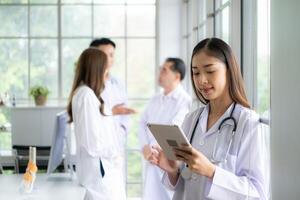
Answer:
0, 123, 19, 174
0, 149, 19, 174
47, 111, 75, 178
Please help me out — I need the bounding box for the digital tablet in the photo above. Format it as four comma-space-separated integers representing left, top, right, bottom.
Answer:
147, 123, 190, 160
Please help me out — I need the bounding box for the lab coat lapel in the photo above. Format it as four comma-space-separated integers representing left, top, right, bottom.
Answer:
187, 106, 205, 141
205, 103, 236, 137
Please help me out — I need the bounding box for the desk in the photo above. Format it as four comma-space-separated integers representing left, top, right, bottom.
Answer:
0, 173, 85, 200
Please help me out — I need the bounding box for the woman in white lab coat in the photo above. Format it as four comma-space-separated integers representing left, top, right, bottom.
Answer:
67, 48, 126, 200
151, 38, 269, 199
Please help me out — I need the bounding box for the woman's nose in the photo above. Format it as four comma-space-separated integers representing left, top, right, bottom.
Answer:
197, 74, 208, 85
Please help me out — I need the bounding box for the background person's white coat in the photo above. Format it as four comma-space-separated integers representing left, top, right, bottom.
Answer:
101, 75, 129, 187
72, 85, 126, 200
138, 84, 192, 200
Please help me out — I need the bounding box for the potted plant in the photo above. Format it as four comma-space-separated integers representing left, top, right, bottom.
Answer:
29, 85, 50, 106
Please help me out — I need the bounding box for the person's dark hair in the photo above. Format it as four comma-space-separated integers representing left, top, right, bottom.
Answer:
166, 57, 186, 80
67, 47, 107, 123
191, 38, 250, 108
89, 38, 116, 48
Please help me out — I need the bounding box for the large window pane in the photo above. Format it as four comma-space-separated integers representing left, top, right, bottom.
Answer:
61, 0, 91, 3
0, 39, 28, 99
93, 0, 125, 4
93, 5, 125, 37
182, 2, 187, 36
192, 30, 198, 47
127, 151, 142, 182
215, 0, 229, 9
206, 0, 214, 14
182, 38, 188, 65
257, 0, 270, 115
127, 100, 147, 149
110, 39, 126, 83
127, 39, 155, 98
215, 6, 230, 44
30, 0, 57, 3
127, 5, 155, 37
127, 184, 142, 199
221, 6, 230, 43
198, 0, 206, 24
0, 6, 28, 37
62, 39, 90, 98
126, 151, 142, 200
192, 0, 198, 28
198, 26, 206, 41
222, 0, 229, 4
127, 0, 155, 4
206, 17, 214, 37
0, 130, 11, 150
30, 6, 57, 37
30, 39, 58, 98
61, 5, 91, 37
0, 0, 27, 3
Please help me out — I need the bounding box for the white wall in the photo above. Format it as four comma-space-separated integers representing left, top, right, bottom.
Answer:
271, 1, 300, 199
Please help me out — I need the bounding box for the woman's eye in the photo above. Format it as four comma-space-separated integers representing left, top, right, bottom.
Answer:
192, 72, 200, 76
206, 71, 214, 74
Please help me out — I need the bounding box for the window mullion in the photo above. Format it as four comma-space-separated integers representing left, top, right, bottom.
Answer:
58, 0, 62, 99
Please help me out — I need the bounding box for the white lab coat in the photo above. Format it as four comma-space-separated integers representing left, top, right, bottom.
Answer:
162, 103, 270, 200
138, 85, 192, 200
102, 75, 129, 137
101, 75, 129, 187
72, 85, 126, 200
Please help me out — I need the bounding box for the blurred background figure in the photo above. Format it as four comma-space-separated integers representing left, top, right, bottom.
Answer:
138, 58, 191, 200
67, 48, 126, 200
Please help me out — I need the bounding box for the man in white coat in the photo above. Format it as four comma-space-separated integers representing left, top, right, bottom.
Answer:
138, 58, 192, 200
89, 38, 135, 190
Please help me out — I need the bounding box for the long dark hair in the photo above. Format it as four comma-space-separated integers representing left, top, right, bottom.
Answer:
67, 47, 107, 123
191, 38, 250, 108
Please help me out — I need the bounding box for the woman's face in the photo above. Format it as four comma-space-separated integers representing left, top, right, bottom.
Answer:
192, 51, 229, 102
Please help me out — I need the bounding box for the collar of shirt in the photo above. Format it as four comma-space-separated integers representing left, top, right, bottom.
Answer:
160, 84, 184, 101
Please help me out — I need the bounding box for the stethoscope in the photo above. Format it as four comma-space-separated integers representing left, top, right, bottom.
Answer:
181, 103, 237, 180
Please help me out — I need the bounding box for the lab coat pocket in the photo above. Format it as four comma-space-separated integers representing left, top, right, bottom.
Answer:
219, 154, 237, 172
78, 148, 102, 187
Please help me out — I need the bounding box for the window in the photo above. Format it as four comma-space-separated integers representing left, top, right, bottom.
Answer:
181, 0, 237, 97
242, 0, 270, 116
215, 0, 231, 44
0, 0, 156, 198
257, 0, 270, 115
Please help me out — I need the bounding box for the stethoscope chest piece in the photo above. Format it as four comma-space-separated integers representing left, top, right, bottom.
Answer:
181, 167, 192, 179
181, 166, 197, 180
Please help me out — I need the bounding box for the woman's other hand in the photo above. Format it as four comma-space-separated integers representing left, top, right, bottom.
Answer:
174, 144, 216, 179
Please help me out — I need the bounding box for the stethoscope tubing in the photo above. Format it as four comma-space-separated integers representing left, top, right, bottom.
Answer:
181, 103, 238, 179
189, 102, 237, 145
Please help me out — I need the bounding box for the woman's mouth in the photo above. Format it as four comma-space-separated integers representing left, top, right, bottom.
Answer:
201, 87, 213, 95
